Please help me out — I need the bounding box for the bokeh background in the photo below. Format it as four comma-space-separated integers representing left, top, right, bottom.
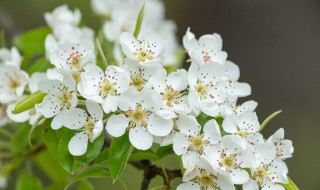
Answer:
0, 0, 319, 189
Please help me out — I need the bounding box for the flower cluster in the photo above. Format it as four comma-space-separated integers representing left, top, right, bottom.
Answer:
0, 2, 295, 190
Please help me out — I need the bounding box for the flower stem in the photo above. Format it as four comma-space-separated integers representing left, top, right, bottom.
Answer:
281, 177, 299, 190
95, 38, 108, 68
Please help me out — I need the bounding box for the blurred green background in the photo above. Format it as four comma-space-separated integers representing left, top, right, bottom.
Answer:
0, 0, 319, 189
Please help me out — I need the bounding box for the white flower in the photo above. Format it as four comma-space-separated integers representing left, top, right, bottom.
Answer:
222, 110, 260, 140
60, 100, 104, 156
220, 60, 251, 98
0, 47, 22, 68
243, 160, 288, 190
78, 64, 130, 113
106, 87, 173, 150
173, 115, 221, 168
188, 62, 225, 116
0, 65, 29, 104
204, 135, 252, 184
150, 68, 191, 118
44, 5, 81, 29
35, 69, 77, 129
123, 59, 162, 91
49, 40, 95, 82
183, 28, 227, 65
91, 0, 120, 16
120, 32, 166, 67
177, 162, 235, 190
6, 73, 47, 125
267, 128, 294, 160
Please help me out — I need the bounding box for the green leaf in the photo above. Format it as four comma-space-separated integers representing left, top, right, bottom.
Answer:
12, 90, 47, 114
16, 174, 43, 190
77, 180, 94, 190
94, 148, 109, 165
280, 177, 299, 190
156, 145, 174, 159
65, 165, 110, 190
28, 57, 53, 75
129, 149, 159, 161
43, 125, 59, 158
14, 27, 51, 55
58, 130, 81, 174
81, 133, 105, 164
133, 3, 145, 38
34, 149, 69, 183
109, 132, 134, 183
11, 123, 31, 153
259, 110, 282, 131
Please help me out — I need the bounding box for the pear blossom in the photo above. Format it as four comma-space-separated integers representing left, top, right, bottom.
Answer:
6, 73, 47, 125
244, 160, 288, 190
188, 62, 225, 116
60, 100, 104, 156
150, 68, 191, 118
120, 32, 166, 67
123, 59, 162, 92
204, 135, 252, 184
77, 64, 130, 113
183, 28, 227, 65
91, 0, 120, 16
35, 69, 77, 129
267, 128, 294, 160
49, 40, 95, 83
222, 110, 260, 140
0, 65, 29, 104
106, 87, 173, 150
0, 47, 22, 68
44, 5, 81, 28
173, 115, 221, 168
177, 162, 235, 190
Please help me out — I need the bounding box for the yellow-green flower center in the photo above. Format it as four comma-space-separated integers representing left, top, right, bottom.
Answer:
192, 170, 220, 190
100, 79, 117, 98
162, 87, 181, 107
187, 134, 209, 155
124, 105, 150, 128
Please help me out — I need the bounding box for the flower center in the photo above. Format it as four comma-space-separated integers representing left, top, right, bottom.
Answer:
162, 87, 181, 107
133, 42, 154, 63
9, 77, 20, 89
252, 166, 270, 186
59, 86, 73, 110
130, 74, 146, 91
100, 79, 117, 98
187, 134, 209, 155
236, 127, 250, 138
201, 51, 212, 63
192, 170, 219, 190
195, 80, 209, 100
219, 154, 237, 172
67, 51, 82, 70
124, 105, 150, 128
83, 116, 96, 142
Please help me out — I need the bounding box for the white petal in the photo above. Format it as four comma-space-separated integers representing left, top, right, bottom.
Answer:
68, 132, 89, 156
129, 125, 153, 150
29, 72, 47, 93
222, 116, 237, 134
147, 113, 173, 136
262, 183, 285, 190
167, 69, 188, 91
35, 94, 63, 118
221, 135, 246, 154
92, 119, 103, 141
171, 96, 192, 115
254, 142, 276, 166
86, 100, 103, 120
177, 182, 200, 190
118, 86, 140, 111
243, 179, 259, 190
6, 104, 30, 123
101, 96, 119, 113
51, 111, 65, 130
172, 133, 190, 155
228, 168, 249, 184
182, 151, 200, 170
203, 119, 221, 144
106, 114, 129, 137
217, 174, 236, 190
62, 108, 87, 130
176, 115, 200, 135
236, 100, 258, 114
182, 27, 197, 52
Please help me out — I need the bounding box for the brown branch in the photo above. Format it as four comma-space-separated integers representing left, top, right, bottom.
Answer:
130, 160, 182, 190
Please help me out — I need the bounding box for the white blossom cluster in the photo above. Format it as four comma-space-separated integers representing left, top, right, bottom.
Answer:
91, 0, 179, 66
0, 3, 295, 190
